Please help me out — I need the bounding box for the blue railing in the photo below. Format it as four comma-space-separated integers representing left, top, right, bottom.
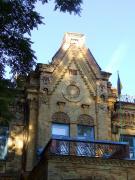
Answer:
43, 136, 129, 159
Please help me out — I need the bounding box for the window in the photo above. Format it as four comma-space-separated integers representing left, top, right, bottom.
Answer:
77, 125, 94, 156
51, 123, 69, 155
120, 135, 135, 159
0, 127, 9, 160
77, 125, 94, 140
52, 123, 69, 137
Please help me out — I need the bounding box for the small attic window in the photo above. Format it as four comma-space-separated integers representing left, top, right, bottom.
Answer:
70, 38, 78, 44
69, 69, 77, 75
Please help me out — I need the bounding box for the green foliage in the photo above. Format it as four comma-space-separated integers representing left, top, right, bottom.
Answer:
54, 0, 82, 15
0, 79, 16, 125
0, 0, 42, 77
0, 0, 83, 123
0, 0, 82, 77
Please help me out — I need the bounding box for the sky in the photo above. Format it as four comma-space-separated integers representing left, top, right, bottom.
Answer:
31, 0, 135, 96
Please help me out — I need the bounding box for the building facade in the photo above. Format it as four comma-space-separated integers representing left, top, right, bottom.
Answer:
0, 33, 135, 180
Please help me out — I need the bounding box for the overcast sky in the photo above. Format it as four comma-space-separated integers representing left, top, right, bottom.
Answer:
31, 0, 135, 96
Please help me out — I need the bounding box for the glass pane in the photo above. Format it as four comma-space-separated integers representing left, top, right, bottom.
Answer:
0, 127, 9, 159
120, 135, 135, 159
121, 135, 134, 147
78, 125, 94, 140
52, 124, 69, 137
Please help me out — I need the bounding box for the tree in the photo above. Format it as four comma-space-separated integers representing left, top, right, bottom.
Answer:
0, 0, 83, 123
0, 0, 83, 78
0, 79, 15, 124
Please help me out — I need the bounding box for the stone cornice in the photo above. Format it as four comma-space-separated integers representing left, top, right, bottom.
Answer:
36, 64, 55, 73
48, 155, 135, 167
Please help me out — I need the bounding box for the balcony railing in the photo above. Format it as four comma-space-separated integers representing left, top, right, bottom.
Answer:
119, 95, 135, 104
43, 136, 129, 159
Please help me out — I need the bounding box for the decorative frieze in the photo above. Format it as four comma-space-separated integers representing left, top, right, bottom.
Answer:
98, 104, 107, 111
49, 155, 135, 167
36, 64, 55, 73
52, 112, 70, 124
68, 68, 78, 75
112, 111, 135, 128
77, 114, 94, 126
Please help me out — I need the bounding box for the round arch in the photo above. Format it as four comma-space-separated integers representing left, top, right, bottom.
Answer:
77, 114, 94, 126
52, 112, 70, 124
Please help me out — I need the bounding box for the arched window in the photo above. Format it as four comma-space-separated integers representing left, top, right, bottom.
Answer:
77, 114, 94, 140
51, 112, 70, 155
51, 112, 70, 137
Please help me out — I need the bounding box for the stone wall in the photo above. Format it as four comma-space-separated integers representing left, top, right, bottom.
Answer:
29, 155, 135, 180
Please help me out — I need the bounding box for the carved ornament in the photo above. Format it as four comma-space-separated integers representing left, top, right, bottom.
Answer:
77, 114, 94, 126
62, 81, 83, 102
37, 64, 55, 73
112, 119, 135, 128
52, 112, 70, 124
49, 155, 135, 167
98, 104, 107, 111
39, 93, 48, 105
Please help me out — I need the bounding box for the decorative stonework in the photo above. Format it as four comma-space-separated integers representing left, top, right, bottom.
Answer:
112, 111, 135, 128
66, 84, 80, 98
52, 112, 70, 124
81, 104, 90, 109
62, 81, 83, 102
41, 75, 51, 86
62, 32, 85, 50
40, 73, 52, 92
112, 119, 135, 128
39, 93, 48, 105
49, 155, 135, 167
97, 81, 108, 102
68, 68, 77, 75
50, 60, 73, 95
98, 104, 107, 111
74, 60, 96, 96
3, 33, 135, 180
77, 114, 94, 126
57, 101, 66, 111
37, 64, 55, 73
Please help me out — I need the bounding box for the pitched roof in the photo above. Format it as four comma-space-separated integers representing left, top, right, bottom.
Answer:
51, 32, 102, 78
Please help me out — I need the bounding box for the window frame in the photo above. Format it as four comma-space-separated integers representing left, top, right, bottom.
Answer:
0, 126, 9, 160
120, 134, 135, 159
51, 123, 70, 155
51, 123, 70, 137
76, 125, 95, 156
77, 124, 95, 140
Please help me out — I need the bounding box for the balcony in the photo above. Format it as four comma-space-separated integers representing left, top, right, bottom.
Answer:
119, 95, 135, 104
43, 136, 129, 159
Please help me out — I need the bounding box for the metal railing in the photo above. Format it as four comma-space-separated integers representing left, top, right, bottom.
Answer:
43, 136, 129, 159
119, 95, 135, 104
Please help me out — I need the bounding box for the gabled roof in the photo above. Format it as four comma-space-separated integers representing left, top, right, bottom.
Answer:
51, 32, 102, 78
